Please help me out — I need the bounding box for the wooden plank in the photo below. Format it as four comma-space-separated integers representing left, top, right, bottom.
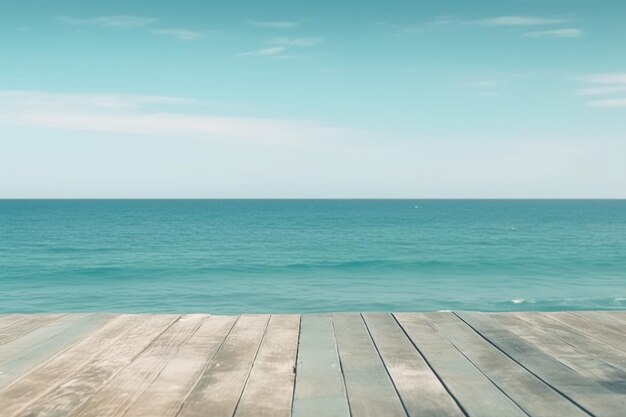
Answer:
0, 314, 109, 389
548, 312, 626, 353
458, 312, 626, 417
363, 313, 464, 417
332, 313, 407, 417
292, 314, 350, 417
0, 315, 21, 331
489, 313, 626, 387
0, 315, 148, 417
604, 311, 626, 326
16, 314, 179, 417
395, 313, 528, 417
123, 315, 238, 417
71, 314, 206, 417
573, 311, 626, 332
516, 313, 626, 372
427, 312, 589, 417
235, 315, 300, 417
0, 314, 64, 346
177, 314, 270, 417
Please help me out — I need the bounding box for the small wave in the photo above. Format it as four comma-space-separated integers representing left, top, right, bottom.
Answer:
511, 299, 526, 304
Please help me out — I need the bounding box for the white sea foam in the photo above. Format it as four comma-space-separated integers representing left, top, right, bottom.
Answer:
511, 298, 526, 304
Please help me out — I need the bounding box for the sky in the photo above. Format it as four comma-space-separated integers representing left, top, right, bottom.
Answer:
1, 0, 625, 198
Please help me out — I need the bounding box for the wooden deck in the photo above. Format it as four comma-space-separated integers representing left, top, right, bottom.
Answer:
0, 312, 625, 417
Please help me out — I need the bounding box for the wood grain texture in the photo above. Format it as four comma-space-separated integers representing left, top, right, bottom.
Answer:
517, 313, 626, 373
292, 314, 350, 417
0, 314, 109, 390
0, 315, 148, 417
332, 313, 407, 417
16, 314, 179, 417
458, 312, 626, 417
123, 315, 238, 417
72, 314, 206, 417
396, 313, 528, 417
427, 312, 589, 417
177, 314, 270, 417
0, 315, 63, 345
489, 313, 626, 388
0, 315, 77, 362
548, 312, 626, 353
363, 313, 464, 417
234, 315, 300, 417
0, 312, 622, 417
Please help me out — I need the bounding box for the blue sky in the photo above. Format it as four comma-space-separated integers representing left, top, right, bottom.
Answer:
1, 0, 625, 197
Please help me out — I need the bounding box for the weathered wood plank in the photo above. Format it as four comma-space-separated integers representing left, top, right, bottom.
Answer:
0, 315, 64, 344
395, 313, 528, 417
0, 315, 148, 417
0, 314, 66, 352
71, 314, 206, 417
572, 311, 626, 332
177, 314, 270, 417
0, 314, 109, 389
489, 313, 626, 389
517, 313, 626, 372
332, 313, 407, 417
548, 312, 626, 353
234, 315, 300, 417
458, 312, 626, 417
16, 314, 179, 417
123, 315, 238, 417
427, 312, 589, 417
363, 313, 464, 417
292, 314, 350, 417
0, 315, 21, 332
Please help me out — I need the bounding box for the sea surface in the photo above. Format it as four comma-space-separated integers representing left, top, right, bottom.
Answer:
1, 200, 625, 313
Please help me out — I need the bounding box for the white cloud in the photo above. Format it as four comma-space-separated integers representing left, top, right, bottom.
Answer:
58, 15, 158, 28
577, 73, 626, 84
578, 86, 626, 96
248, 20, 298, 29
523, 28, 582, 38
0, 90, 349, 144
268, 37, 323, 47
575, 73, 626, 107
239, 37, 322, 57
587, 98, 626, 108
237, 47, 287, 57
475, 16, 568, 26
153, 28, 204, 41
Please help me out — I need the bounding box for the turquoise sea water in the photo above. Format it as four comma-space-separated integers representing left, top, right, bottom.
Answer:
1, 200, 625, 313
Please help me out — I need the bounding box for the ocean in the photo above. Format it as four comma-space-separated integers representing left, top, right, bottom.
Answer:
1, 200, 625, 313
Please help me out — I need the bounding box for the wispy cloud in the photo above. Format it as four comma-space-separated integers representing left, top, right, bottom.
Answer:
239, 37, 322, 58
587, 98, 626, 108
523, 28, 582, 38
575, 73, 626, 107
475, 16, 568, 26
152, 28, 204, 41
376, 16, 455, 34
268, 37, 323, 47
237, 47, 287, 57
379, 15, 575, 38
578, 86, 626, 96
466, 80, 503, 96
58, 15, 158, 28
0, 90, 348, 144
248, 20, 298, 29
577, 73, 626, 84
